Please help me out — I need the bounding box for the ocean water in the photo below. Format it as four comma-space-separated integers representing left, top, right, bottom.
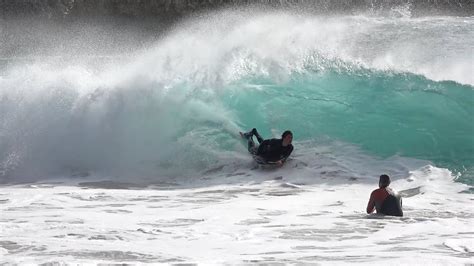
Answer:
0, 8, 473, 264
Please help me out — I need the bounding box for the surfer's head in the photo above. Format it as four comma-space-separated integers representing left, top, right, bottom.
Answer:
379, 174, 391, 188
282, 130, 293, 146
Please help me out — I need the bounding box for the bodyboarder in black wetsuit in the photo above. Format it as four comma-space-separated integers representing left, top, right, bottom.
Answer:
240, 128, 293, 166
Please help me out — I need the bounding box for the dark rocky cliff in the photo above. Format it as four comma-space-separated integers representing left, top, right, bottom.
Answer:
1, 0, 473, 20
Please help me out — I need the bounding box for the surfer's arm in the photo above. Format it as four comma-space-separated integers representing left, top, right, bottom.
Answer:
262, 159, 282, 165
366, 192, 376, 214
274, 160, 283, 166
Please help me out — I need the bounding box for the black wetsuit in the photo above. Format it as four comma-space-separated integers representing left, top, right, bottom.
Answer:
246, 129, 293, 163
380, 194, 403, 217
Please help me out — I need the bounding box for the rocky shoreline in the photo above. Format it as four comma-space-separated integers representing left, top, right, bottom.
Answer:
1, 0, 473, 20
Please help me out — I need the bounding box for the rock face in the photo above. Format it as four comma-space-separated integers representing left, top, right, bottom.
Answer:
1, 0, 473, 20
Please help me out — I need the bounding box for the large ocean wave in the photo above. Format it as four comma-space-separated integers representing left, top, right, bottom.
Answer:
0, 12, 472, 184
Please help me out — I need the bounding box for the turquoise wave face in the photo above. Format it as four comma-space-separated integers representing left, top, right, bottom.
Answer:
220, 68, 474, 183
1, 13, 472, 185
1, 63, 472, 183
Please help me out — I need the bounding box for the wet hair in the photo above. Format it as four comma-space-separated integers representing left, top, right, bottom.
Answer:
379, 174, 391, 188
282, 130, 293, 139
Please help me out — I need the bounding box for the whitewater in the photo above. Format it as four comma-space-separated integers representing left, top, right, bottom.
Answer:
0, 8, 473, 264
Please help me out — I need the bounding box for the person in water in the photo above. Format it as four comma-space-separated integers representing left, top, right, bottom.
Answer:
240, 128, 293, 166
366, 174, 403, 217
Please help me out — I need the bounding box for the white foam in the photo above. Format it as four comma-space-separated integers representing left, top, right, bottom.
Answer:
119, 11, 474, 86
0, 161, 472, 264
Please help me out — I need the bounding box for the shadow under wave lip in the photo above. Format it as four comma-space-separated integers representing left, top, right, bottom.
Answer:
78, 180, 148, 189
